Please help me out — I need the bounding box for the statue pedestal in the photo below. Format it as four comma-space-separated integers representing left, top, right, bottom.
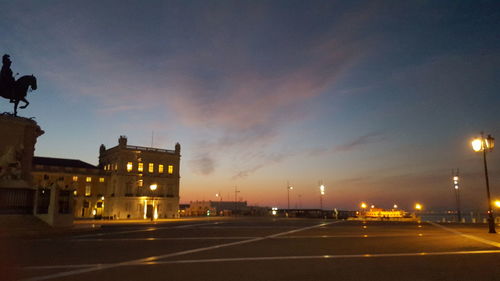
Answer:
0, 114, 43, 215
0, 114, 44, 188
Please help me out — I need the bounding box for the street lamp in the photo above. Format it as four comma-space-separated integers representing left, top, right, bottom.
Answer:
452, 169, 461, 222
319, 184, 325, 210
360, 202, 367, 209
415, 203, 422, 210
150, 183, 158, 221
494, 200, 500, 208
393, 204, 398, 209
287, 182, 293, 216
471, 133, 496, 234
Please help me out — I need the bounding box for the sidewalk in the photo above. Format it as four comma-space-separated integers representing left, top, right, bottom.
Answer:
0, 215, 234, 239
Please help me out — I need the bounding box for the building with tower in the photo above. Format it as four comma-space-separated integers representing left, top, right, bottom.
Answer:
31, 136, 181, 220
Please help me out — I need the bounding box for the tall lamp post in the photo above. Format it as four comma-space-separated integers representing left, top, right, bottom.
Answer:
452, 169, 461, 222
319, 183, 325, 210
287, 182, 293, 217
150, 183, 157, 221
471, 133, 496, 233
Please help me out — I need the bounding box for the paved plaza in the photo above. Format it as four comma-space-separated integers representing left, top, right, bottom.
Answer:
3, 218, 500, 281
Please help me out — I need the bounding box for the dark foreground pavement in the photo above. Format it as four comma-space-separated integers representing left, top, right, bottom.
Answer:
3, 218, 500, 281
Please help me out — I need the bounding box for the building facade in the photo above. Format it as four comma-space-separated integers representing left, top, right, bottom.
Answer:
31, 136, 181, 220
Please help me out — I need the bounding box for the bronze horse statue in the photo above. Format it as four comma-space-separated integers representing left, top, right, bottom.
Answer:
0, 75, 37, 116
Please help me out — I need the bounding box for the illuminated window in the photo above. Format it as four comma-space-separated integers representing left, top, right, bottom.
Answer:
138, 179, 143, 187
73, 190, 77, 196
85, 185, 91, 196
72, 176, 78, 182
99, 177, 105, 183
138, 163, 143, 172
168, 165, 174, 174
159, 164, 164, 173
86, 177, 92, 182
106, 164, 110, 171
127, 162, 133, 172
114, 164, 118, 171
148, 163, 154, 173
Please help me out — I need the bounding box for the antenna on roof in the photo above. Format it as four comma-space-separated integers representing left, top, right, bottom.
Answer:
151, 131, 154, 147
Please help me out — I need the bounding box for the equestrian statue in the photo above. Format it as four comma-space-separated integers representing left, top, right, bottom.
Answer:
0, 54, 37, 116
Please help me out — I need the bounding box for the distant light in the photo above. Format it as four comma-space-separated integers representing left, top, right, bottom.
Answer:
361, 202, 367, 209
370, 205, 375, 209
472, 139, 483, 152
454, 185, 459, 190
415, 203, 422, 210
393, 204, 398, 209
216, 193, 219, 197
453, 176, 459, 181
150, 184, 157, 191
92, 209, 97, 215
320, 185, 325, 195
494, 200, 500, 208
101, 196, 105, 200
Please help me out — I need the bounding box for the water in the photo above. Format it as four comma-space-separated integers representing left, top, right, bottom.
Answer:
421, 212, 491, 223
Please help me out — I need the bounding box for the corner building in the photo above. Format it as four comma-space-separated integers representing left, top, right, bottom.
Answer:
98, 136, 181, 219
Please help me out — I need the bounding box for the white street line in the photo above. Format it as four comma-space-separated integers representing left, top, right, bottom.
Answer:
72, 237, 259, 242
21, 221, 340, 281
72, 222, 221, 238
23, 249, 500, 270
71, 233, 441, 242
143, 249, 500, 265
427, 222, 500, 248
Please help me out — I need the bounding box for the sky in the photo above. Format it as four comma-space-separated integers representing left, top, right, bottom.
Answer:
1, 0, 500, 211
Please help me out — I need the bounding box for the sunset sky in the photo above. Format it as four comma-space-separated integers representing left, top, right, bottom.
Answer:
1, 1, 499, 211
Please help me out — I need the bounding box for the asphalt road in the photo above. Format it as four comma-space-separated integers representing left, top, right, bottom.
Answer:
4, 218, 500, 281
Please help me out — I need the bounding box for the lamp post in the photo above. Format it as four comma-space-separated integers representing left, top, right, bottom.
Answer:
287, 182, 293, 217
319, 183, 325, 210
471, 133, 496, 233
150, 183, 157, 221
452, 169, 461, 222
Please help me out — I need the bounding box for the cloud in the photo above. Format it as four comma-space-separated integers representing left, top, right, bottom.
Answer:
189, 152, 216, 176
333, 132, 387, 153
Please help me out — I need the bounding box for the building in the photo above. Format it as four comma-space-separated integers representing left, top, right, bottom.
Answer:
362, 208, 406, 218
31, 136, 181, 220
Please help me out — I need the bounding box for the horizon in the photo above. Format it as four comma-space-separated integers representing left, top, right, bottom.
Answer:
1, 1, 500, 211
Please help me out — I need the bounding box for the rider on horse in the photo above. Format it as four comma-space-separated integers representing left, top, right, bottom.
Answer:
0, 54, 15, 101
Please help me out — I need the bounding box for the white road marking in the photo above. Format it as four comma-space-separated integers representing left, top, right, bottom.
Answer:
142, 249, 500, 265
427, 222, 500, 248
21, 221, 339, 281
23, 249, 500, 270
71, 233, 442, 242
72, 222, 221, 238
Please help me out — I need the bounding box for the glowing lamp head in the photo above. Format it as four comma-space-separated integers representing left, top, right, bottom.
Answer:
360, 202, 367, 209
149, 184, 158, 191
494, 200, 500, 208
471, 138, 483, 152
319, 185, 325, 195
393, 204, 398, 209
415, 203, 422, 210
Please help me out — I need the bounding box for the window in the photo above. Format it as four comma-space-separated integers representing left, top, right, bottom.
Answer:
168, 165, 174, 174
85, 184, 91, 196
72, 176, 78, 182
138, 163, 143, 172
159, 164, 164, 173
127, 162, 133, 172
138, 179, 143, 187
99, 177, 105, 183
148, 163, 154, 173
86, 177, 92, 182
114, 164, 118, 171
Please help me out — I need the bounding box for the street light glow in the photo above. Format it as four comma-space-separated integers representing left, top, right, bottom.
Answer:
415, 203, 422, 210
495, 200, 500, 208
320, 184, 325, 195
149, 184, 157, 191
361, 202, 367, 209
472, 138, 483, 152
393, 204, 398, 209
